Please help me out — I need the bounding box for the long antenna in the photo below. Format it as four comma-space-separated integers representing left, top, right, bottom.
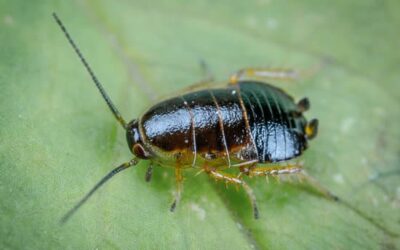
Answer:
60, 158, 138, 224
52, 13, 127, 129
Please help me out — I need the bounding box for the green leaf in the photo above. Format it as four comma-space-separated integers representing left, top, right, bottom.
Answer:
1, 0, 399, 249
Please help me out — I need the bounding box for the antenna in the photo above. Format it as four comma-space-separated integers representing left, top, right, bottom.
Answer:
60, 158, 138, 224
52, 13, 127, 129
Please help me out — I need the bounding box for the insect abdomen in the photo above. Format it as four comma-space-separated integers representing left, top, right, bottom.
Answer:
140, 81, 308, 166
237, 81, 308, 162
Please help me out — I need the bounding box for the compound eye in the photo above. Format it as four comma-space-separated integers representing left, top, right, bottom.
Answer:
133, 143, 148, 159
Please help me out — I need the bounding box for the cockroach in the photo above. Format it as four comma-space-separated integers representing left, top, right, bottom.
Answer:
53, 13, 337, 224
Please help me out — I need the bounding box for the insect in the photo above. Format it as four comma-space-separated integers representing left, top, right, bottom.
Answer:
53, 13, 338, 224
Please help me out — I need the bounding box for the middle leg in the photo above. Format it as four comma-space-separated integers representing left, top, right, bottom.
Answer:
170, 167, 184, 212
181, 60, 216, 93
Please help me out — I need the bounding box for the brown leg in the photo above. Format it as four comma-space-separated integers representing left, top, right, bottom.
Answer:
229, 67, 299, 84
170, 167, 184, 212
206, 169, 259, 219
248, 163, 338, 201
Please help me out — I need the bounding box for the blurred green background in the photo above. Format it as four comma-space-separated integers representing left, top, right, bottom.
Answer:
0, 0, 399, 249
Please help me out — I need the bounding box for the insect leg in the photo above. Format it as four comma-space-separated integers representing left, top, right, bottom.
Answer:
199, 59, 214, 82
248, 164, 339, 201
247, 164, 303, 177
229, 67, 299, 84
170, 167, 184, 212
181, 77, 217, 93
206, 169, 259, 219
297, 170, 339, 201
180, 60, 216, 93
145, 163, 153, 182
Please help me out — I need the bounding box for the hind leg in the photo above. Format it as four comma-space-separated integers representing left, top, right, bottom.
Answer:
298, 170, 339, 201
229, 67, 299, 84
229, 62, 325, 85
205, 168, 259, 219
247, 163, 339, 201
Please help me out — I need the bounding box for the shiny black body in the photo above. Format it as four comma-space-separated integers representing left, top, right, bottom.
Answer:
54, 13, 326, 223
133, 81, 309, 165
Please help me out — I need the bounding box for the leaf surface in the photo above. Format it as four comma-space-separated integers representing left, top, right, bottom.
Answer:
0, 0, 399, 249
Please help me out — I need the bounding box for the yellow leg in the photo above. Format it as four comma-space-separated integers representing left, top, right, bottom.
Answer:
247, 163, 338, 201
206, 169, 259, 219
170, 167, 184, 212
229, 67, 299, 84
247, 164, 303, 177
